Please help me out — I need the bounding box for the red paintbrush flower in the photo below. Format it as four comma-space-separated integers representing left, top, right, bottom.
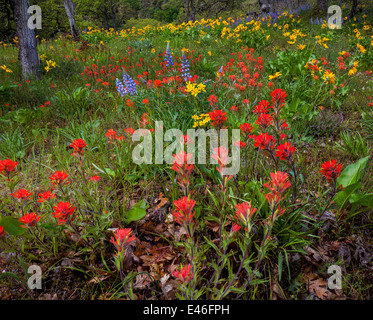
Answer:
235, 201, 257, 228
253, 133, 276, 151
211, 146, 230, 173
320, 159, 342, 181
106, 129, 123, 143
231, 223, 241, 233
172, 264, 194, 283
270, 88, 287, 105
275, 142, 296, 161
38, 191, 56, 203
49, 170, 69, 186
253, 100, 270, 114
19, 213, 41, 228
110, 228, 136, 253
207, 94, 218, 107
70, 139, 87, 156
240, 123, 254, 136
52, 201, 76, 225
11, 189, 33, 200
172, 151, 194, 192
234, 140, 247, 148
153, 79, 163, 88
172, 151, 194, 175
140, 113, 150, 127
0, 226, 5, 238
264, 171, 291, 195
180, 134, 194, 145
106, 129, 117, 141
172, 197, 196, 226
255, 113, 273, 130
263, 171, 291, 212
209, 109, 227, 128
0, 159, 18, 180
125, 128, 135, 135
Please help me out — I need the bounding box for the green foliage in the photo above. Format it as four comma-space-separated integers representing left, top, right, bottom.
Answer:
266, 49, 313, 80
335, 131, 372, 160
361, 111, 373, 141
0, 217, 26, 236
125, 199, 149, 222
0, 126, 33, 160
333, 156, 372, 218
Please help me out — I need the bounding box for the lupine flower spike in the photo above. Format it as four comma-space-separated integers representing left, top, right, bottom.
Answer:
181, 50, 192, 82
165, 41, 173, 67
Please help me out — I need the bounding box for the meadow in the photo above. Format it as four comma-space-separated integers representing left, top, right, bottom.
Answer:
0, 2, 373, 300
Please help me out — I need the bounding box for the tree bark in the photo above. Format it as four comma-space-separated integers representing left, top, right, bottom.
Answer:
12, 0, 41, 79
63, 0, 78, 38
110, 0, 117, 32
185, 0, 195, 22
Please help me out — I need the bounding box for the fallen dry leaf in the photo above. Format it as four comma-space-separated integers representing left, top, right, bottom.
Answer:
154, 193, 169, 211
133, 272, 152, 289
87, 275, 110, 285
305, 273, 332, 300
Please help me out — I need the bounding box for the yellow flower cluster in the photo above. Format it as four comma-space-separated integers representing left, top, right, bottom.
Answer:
348, 60, 359, 76
357, 43, 366, 53
353, 28, 363, 40
284, 28, 306, 45
186, 82, 206, 97
315, 35, 329, 48
0, 41, 11, 47
45, 60, 56, 72
0, 65, 12, 73
322, 70, 336, 84
192, 113, 211, 128
268, 72, 282, 80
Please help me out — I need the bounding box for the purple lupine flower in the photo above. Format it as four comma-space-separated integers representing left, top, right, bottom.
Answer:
165, 41, 173, 68
116, 77, 128, 96
123, 71, 137, 95
181, 50, 192, 82
115, 71, 137, 96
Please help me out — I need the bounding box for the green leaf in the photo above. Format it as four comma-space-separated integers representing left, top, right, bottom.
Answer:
125, 199, 148, 222
104, 168, 116, 177
336, 156, 370, 188
40, 222, 58, 230
333, 182, 362, 210
349, 193, 373, 208
288, 97, 300, 113
0, 217, 26, 236
0, 272, 27, 287
278, 252, 283, 282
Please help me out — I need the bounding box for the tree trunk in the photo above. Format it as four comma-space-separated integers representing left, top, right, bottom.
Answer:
63, 0, 78, 38
110, 0, 117, 32
317, 0, 329, 12
12, 0, 41, 79
103, 6, 109, 30
185, 0, 195, 22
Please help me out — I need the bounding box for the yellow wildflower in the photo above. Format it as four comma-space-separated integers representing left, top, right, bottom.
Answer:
357, 43, 366, 53
268, 72, 282, 80
322, 70, 336, 84
0, 65, 12, 73
348, 67, 357, 76
297, 44, 306, 50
